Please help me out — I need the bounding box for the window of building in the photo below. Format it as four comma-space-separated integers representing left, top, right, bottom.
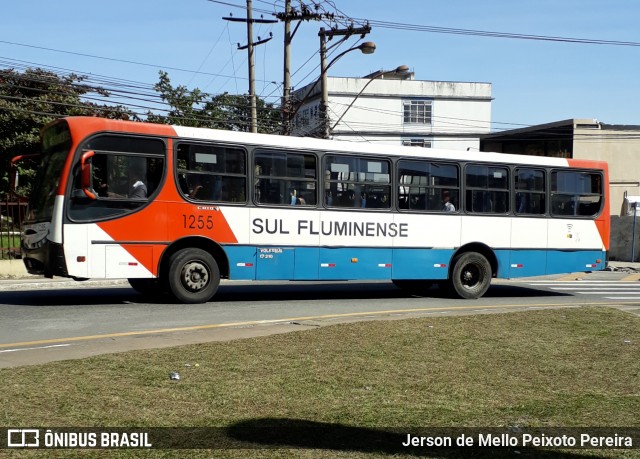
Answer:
402, 138, 432, 148
324, 155, 391, 209
254, 150, 317, 206
176, 142, 246, 203
551, 170, 603, 217
403, 100, 432, 124
515, 168, 545, 215
398, 160, 459, 212
465, 164, 509, 214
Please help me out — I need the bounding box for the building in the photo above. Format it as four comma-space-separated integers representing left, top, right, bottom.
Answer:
480, 119, 640, 217
291, 70, 492, 151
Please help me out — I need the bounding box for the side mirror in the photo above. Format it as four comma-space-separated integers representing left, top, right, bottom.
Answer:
81, 150, 96, 200
10, 154, 41, 202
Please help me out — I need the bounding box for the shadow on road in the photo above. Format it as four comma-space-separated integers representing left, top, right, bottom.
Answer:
0, 281, 567, 307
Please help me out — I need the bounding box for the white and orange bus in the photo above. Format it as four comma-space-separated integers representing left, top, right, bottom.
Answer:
18, 117, 610, 303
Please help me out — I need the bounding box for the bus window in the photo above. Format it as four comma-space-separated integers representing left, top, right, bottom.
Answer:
254, 150, 317, 206
69, 136, 165, 221
325, 155, 390, 209
397, 160, 459, 212
176, 142, 246, 203
465, 164, 509, 214
551, 170, 603, 217
515, 168, 545, 215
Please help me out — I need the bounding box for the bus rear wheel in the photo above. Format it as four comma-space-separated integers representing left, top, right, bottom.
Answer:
167, 248, 220, 304
448, 252, 491, 299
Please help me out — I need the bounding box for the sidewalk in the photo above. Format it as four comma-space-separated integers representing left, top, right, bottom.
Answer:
605, 261, 640, 272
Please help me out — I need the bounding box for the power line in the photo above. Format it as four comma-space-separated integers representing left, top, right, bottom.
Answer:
0, 39, 277, 84
352, 18, 640, 47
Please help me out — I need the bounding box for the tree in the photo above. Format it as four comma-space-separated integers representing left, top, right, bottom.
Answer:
0, 68, 134, 198
148, 71, 281, 133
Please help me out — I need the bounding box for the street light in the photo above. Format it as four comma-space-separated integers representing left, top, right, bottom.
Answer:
319, 34, 376, 138
329, 64, 410, 135
288, 34, 375, 138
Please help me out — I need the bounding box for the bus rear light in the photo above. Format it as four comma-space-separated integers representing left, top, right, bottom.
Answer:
586, 264, 597, 268
77, 256, 86, 262
236, 262, 253, 267
321, 263, 336, 268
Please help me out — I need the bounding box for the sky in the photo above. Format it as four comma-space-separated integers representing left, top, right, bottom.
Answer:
1, 0, 639, 132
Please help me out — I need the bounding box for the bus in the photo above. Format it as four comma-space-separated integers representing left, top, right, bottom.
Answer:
17, 117, 610, 303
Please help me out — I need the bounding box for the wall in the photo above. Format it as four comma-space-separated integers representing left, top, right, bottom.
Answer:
292, 77, 492, 151
574, 125, 640, 217
609, 216, 640, 262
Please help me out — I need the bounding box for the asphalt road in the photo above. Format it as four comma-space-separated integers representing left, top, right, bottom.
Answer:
1, 271, 640, 368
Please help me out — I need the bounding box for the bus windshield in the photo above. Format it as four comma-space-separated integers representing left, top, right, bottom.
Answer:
28, 121, 72, 222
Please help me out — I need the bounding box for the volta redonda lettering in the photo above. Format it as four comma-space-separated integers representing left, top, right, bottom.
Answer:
252, 218, 409, 238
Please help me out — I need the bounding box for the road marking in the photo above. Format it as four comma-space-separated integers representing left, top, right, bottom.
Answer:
526, 281, 640, 298
550, 287, 640, 290
527, 281, 640, 285
0, 302, 596, 350
0, 344, 71, 353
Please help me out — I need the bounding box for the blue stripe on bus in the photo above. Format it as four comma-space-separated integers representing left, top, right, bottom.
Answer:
224, 245, 606, 281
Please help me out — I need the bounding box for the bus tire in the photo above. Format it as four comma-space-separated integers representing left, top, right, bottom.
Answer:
449, 252, 491, 299
128, 278, 162, 296
167, 248, 220, 304
392, 279, 433, 295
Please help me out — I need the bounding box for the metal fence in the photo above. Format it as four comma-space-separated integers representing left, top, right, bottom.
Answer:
0, 197, 27, 259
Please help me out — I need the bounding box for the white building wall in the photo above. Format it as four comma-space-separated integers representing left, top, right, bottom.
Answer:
292, 76, 492, 151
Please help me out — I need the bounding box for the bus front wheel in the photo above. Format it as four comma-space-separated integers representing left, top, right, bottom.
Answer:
448, 252, 491, 299
167, 248, 220, 304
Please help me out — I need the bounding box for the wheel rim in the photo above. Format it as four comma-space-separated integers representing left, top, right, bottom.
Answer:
180, 260, 210, 292
460, 263, 481, 289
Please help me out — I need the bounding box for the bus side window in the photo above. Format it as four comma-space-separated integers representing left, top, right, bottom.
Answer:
254, 150, 317, 206
551, 170, 602, 217
176, 142, 247, 203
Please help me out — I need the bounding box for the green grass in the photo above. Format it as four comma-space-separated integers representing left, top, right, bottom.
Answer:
0, 234, 20, 259
1, 307, 639, 458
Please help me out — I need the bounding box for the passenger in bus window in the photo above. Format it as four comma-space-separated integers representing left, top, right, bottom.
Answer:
442, 190, 455, 212
325, 190, 333, 206
289, 188, 297, 205
347, 190, 356, 207
188, 176, 204, 199
130, 170, 147, 199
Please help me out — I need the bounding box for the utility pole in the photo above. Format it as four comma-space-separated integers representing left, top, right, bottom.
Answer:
276, 3, 328, 135
318, 25, 372, 139
223, 2, 276, 133
246, 0, 257, 133
281, 0, 292, 135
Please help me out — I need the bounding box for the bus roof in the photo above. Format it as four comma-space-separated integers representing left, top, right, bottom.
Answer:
62, 117, 607, 170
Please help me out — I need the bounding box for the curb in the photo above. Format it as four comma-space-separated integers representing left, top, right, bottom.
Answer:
0, 278, 129, 291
